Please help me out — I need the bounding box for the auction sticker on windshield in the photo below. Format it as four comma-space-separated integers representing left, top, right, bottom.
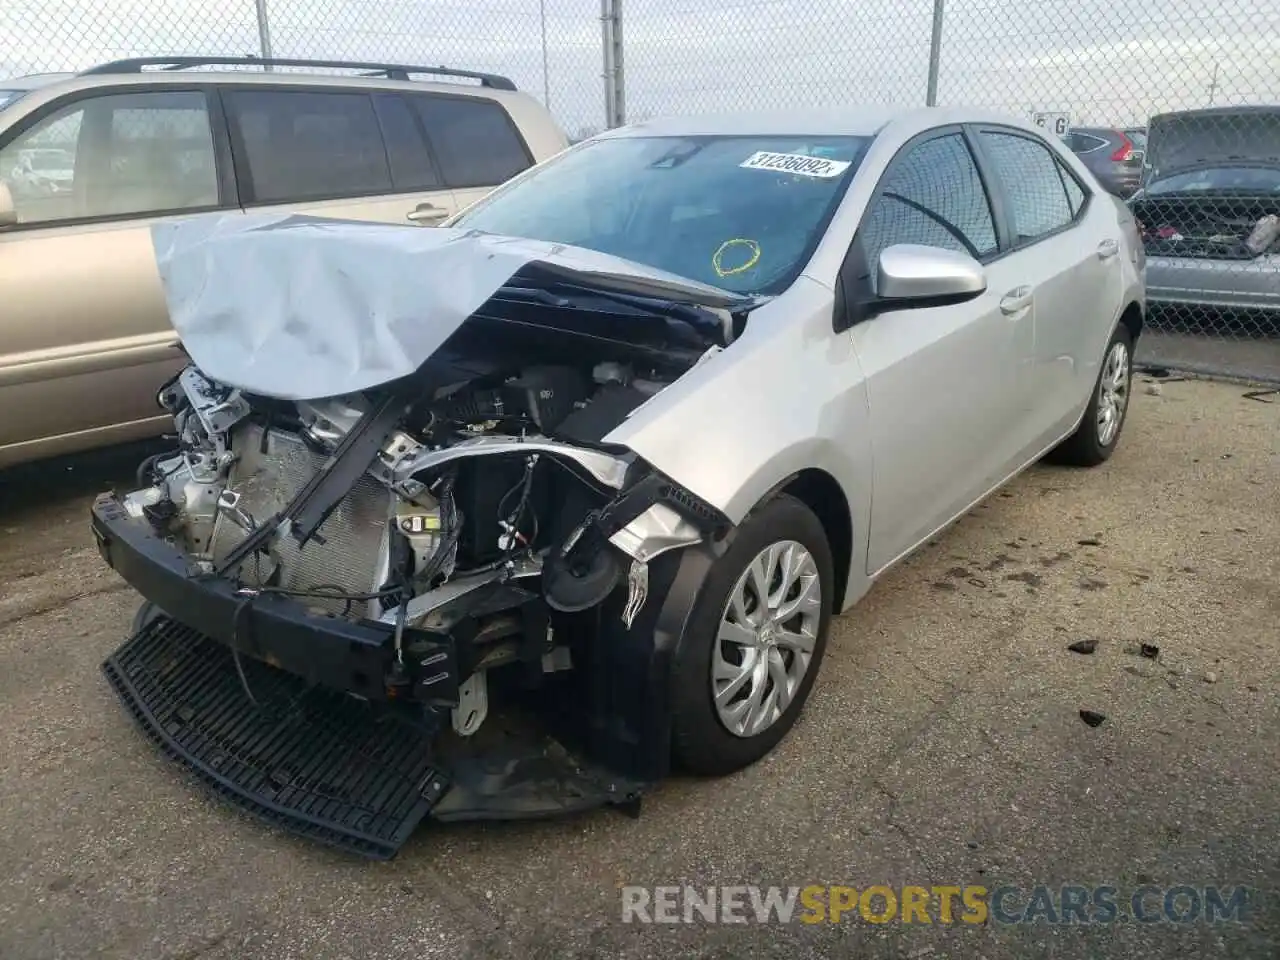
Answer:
739, 151, 852, 178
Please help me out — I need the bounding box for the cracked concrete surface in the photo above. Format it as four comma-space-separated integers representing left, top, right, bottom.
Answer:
0, 376, 1277, 959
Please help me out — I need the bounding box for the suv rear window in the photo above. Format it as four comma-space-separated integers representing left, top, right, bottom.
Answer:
225, 89, 393, 203
410, 95, 530, 189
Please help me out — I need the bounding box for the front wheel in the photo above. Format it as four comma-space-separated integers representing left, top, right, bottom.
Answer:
670, 494, 834, 776
1048, 324, 1134, 467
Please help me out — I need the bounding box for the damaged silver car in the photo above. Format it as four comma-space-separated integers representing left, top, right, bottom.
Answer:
92, 108, 1145, 857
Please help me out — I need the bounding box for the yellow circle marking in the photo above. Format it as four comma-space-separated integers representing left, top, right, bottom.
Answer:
712, 238, 761, 277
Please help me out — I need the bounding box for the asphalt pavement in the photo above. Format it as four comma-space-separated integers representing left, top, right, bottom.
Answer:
0, 375, 1277, 959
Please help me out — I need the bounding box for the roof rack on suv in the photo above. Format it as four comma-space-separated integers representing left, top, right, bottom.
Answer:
79, 56, 517, 90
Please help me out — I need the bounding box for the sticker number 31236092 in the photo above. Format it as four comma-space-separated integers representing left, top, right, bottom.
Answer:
739, 151, 852, 179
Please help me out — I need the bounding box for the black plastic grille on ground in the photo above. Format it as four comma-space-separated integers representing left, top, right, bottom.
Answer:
103, 616, 448, 859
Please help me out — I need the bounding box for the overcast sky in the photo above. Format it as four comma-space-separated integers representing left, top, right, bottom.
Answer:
3, 0, 1277, 134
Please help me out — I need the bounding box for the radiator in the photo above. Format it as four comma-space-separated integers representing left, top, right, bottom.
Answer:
210, 424, 390, 616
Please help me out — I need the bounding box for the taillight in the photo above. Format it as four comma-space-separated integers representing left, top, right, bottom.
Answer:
1110, 133, 1134, 162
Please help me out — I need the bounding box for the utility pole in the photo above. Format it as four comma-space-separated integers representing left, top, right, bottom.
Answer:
1206, 61, 1220, 105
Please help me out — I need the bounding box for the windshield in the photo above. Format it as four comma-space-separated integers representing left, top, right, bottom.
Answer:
452, 134, 870, 296
1147, 165, 1280, 195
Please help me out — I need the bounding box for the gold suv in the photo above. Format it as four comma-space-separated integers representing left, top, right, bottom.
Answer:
0, 56, 568, 468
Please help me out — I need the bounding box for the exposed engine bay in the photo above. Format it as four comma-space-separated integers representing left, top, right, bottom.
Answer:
117, 337, 727, 742
91, 214, 763, 852
1134, 199, 1280, 259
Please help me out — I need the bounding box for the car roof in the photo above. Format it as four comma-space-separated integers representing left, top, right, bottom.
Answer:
1, 72, 76, 90
0, 67, 539, 120
1150, 104, 1280, 123
595, 106, 1060, 142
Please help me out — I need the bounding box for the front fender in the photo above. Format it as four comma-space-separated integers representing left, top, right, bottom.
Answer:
604, 278, 874, 606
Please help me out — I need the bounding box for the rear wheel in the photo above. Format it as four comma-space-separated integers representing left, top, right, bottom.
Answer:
670, 494, 833, 776
1048, 324, 1133, 467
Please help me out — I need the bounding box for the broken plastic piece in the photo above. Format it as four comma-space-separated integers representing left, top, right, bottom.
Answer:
1079, 709, 1107, 728
622, 559, 650, 629
452, 672, 488, 736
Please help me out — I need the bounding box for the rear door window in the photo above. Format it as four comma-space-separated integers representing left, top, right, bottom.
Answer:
371, 94, 441, 191
978, 130, 1076, 244
410, 95, 531, 189
224, 89, 392, 203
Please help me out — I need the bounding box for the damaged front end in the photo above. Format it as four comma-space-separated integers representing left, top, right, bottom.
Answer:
93, 219, 746, 856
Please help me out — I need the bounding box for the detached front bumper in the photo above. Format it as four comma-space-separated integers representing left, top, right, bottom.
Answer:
90, 492, 459, 704
92, 491, 652, 858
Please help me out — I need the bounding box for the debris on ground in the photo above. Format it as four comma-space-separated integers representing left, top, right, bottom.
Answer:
1079, 710, 1107, 728
1077, 537, 1103, 546
1145, 382, 1163, 396
1140, 643, 1160, 660
1204, 671, 1219, 684
1242, 388, 1277, 403
1068, 639, 1098, 655
1125, 664, 1157, 679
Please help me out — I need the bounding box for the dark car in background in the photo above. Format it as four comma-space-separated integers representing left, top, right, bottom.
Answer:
1066, 126, 1146, 197
1129, 106, 1280, 328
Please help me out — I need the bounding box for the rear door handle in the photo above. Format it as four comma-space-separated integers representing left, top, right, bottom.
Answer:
1097, 238, 1120, 260
407, 203, 449, 224
1000, 286, 1033, 315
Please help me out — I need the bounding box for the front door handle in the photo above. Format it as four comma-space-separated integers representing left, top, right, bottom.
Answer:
407, 203, 449, 224
999, 286, 1033, 315
1097, 238, 1120, 260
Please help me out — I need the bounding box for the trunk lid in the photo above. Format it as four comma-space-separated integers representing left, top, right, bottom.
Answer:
1145, 107, 1280, 182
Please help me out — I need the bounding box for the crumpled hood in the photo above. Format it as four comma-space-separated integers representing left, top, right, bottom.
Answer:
1146, 107, 1280, 182
151, 213, 746, 401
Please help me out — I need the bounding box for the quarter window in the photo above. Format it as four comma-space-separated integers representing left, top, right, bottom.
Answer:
860, 133, 998, 289
0, 90, 218, 225
978, 131, 1075, 243
411, 95, 530, 189
225, 90, 392, 203
1058, 158, 1086, 216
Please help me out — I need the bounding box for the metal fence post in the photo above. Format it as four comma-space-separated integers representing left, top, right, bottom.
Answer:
925, 0, 945, 105
540, 0, 551, 109
611, 0, 625, 126
601, 0, 625, 128
254, 0, 274, 67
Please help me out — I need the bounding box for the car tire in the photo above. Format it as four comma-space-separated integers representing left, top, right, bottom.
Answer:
670, 493, 834, 776
1047, 323, 1134, 467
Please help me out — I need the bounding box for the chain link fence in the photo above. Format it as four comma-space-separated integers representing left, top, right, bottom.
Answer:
0, 0, 604, 138
3, 0, 1278, 381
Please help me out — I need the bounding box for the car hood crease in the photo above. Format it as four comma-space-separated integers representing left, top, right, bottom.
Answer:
151, 213, 747, 401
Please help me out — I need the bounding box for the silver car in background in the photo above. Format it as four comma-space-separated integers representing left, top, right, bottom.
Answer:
1130, 106, 1280, 326
92, 107, 1144, 849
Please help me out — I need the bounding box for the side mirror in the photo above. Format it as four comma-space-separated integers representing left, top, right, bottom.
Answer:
0, 181, 16, 227
875, 243, 986, 311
